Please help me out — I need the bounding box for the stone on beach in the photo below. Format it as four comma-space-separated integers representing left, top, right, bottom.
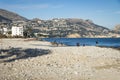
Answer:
0, 39, 120, 80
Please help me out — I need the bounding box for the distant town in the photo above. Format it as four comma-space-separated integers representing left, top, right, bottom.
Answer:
0, 9, 120, 38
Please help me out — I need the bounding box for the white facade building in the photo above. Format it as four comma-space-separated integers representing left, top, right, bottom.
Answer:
12, 26, 23, 36
3, 27, 8, 35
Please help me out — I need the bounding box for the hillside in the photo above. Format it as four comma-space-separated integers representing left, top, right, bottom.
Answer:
114, 24, 120, 32
0, 9, 119, 38
29, 18, 117, 37
0, 9, 28, 22
0, 15, 12, 23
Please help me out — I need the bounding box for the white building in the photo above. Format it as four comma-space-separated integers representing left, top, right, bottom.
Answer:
12, 26, 23, 36
3, 27, 8, 35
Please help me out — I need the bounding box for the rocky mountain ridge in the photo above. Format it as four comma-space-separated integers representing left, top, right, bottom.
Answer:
0, 8, 120, 38
0, 9, 28, 22
0, 15, 12, 23
29, 18, 118, 37
114, 24, 120, 32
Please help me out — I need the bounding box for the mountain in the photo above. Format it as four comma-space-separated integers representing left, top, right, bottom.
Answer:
0, 15, 12, 23
0, 9, 119, 38
114, 24, 120, 32
29, 18, 119, 37
0, 9, 28, 22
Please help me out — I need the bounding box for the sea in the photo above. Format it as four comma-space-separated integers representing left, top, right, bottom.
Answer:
42, 38, 120, 48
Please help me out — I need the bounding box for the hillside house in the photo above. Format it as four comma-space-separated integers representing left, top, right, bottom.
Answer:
3, 27, 8, 35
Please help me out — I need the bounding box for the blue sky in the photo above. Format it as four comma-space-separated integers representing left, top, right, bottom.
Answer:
0, 0, 120, 29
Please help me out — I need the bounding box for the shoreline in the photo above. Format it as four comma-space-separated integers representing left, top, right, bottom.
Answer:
41, 37, 120, 48
0, 39, 120, 80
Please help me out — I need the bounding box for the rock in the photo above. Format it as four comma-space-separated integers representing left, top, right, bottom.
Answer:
66, 33, 81, 38
74, 71, 78, 75
15, 60, 18, 62
114, 24, 120, 32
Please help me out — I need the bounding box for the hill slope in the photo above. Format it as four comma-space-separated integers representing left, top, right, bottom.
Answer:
0, 9, 119, 37
0, 9, 28, 22
114, 24, 120, 32
0, 15, 12, 23
30, 18, 115, 37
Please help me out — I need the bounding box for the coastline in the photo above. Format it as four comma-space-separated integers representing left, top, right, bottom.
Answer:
42, 37, 120, 48
0, 38, 120, 80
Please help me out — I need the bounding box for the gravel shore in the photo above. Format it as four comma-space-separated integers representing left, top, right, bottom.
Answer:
0, 39, 120, 80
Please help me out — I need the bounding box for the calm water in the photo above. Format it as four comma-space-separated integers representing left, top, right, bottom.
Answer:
42, 38, 120, 47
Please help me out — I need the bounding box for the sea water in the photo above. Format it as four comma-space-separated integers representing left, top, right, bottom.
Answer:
42, 38, 120, 47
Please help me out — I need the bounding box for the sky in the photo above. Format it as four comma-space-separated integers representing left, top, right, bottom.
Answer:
0, 0, 120, 29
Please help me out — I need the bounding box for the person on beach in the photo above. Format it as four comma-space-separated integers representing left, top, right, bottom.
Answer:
83, 44, 85, 46
76, 43, 80, 46
96, 41, 98, 46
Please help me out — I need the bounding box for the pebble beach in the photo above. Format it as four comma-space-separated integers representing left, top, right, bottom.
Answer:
0, 38, 120, 80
